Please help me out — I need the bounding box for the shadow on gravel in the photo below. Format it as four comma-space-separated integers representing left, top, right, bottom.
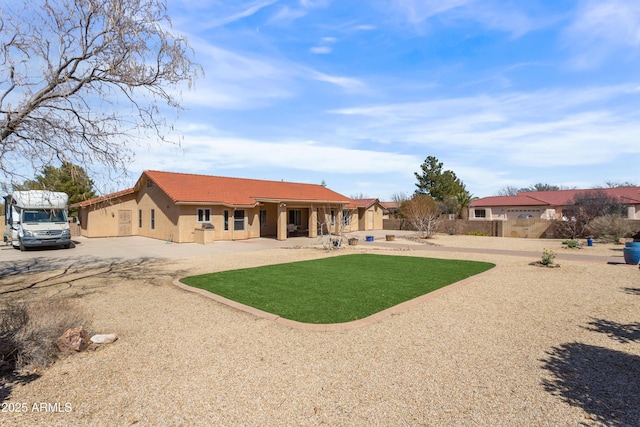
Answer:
582, 318, 640, 344
541, 342, 640, 426
0, 373, 41, 403
622, 287, 640, 296
0, 257, 186, 300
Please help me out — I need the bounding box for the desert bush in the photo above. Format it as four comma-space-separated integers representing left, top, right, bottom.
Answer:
467, 230, 489, 236
400, 194, 440, 238
0, 299, 91, 375
553, 216, 589, 239
562, 239, 581, 248
586, 215, 633, 243
540, 248, 557, 266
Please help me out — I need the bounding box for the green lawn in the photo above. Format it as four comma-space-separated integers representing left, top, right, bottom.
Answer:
180, 254, 494, 324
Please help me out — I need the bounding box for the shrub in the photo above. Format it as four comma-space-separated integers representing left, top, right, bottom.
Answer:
0, 300, 91, 375
540, 248, 556, 265
586, 215, 633, 243
467, 230, 489, 236
562, 239, 580, 248
553, 217, 588, 239
400, 195, 440, 238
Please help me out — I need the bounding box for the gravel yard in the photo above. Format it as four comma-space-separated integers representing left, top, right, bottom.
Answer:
1, 233, 639, 426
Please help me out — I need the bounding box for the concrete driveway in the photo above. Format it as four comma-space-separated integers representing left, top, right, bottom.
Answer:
1, 229, 624, 268
0, 234, 317, 264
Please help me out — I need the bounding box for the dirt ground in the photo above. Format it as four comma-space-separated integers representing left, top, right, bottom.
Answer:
1, 232, 639, 426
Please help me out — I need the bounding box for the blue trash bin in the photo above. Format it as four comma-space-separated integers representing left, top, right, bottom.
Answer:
587, 237, 593, 246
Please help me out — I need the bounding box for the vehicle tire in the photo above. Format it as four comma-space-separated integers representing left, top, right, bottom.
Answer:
64, 243, 71, 249
19, 239, 25, 251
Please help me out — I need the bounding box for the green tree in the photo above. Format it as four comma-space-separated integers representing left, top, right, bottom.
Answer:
17, 162, 96, 215
454, 188, 476, 220
414, 156, 465, 202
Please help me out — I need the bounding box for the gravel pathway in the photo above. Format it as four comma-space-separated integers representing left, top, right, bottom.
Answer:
1, 235, 639, 426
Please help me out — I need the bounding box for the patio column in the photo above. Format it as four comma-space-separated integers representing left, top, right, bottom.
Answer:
276, 203, 287, 240
309, 206, 317, 238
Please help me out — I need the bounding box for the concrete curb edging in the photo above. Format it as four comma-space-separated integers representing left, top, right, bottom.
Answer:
172, 265, 497, 332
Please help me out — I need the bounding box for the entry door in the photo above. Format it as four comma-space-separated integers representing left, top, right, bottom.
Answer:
118, 210, 132, 236
367, 210, 374, 230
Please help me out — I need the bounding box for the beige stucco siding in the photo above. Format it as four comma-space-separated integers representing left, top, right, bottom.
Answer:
137, 185, 180, 242
355, 204, 383, 231
80, 193, 138, 238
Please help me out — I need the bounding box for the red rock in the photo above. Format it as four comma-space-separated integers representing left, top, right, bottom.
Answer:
56, 326, 90, 355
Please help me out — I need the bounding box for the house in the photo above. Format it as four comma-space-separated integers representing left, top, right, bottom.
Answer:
468, 187, 640, 221
345, 198, 385, 231
72, 170, 358, 242
380, 201, 400, 219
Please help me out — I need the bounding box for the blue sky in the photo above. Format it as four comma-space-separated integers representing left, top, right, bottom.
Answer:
129, 0, 640, 199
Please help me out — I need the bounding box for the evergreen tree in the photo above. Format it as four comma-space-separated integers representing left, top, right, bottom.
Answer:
17, 162, 97, 215
414, 156, 465, 202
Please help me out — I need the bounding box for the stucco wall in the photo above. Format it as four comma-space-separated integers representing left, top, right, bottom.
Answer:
80, 193, 138, 238
137, 184, 180, 242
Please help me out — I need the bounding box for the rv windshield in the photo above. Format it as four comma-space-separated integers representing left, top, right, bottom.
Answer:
21, 209, 67, 223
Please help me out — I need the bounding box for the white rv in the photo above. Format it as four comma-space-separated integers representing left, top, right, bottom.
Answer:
3, 191, 72, 251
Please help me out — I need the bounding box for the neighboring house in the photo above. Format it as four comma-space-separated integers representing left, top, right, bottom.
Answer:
346, 198, 385, 231
72, 170, 356, 242
380, 201, 399, 219
469, 187, 640, 221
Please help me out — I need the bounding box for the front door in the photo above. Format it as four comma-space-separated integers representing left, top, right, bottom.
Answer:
118, 210, 132, 236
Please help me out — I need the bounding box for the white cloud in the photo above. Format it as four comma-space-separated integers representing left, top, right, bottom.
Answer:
176, 34, 367, 108
310, 36, 337, 54
391, 0, 470, 23
329, 85, 640, 168
267, 5, 308, 25
307, 70, 366, 91
310, 46, 332, 54
563, 0, 640, 68
133, 136, 419, 176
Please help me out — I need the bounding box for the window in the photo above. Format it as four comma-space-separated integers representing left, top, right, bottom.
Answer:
259, 210, 267, 228
343, 210, 350, 226
234, 210, 244, 231
330, 210, 335, 226
474, 209, 486, 219
288, 209, 301, 226
223, 210, 229, 231
150, 209, 155, 229
138, 210, 142, 228
197, 208, 211, 223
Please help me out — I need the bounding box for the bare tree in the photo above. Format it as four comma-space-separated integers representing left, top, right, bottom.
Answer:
496, 185, 519, 196
401, 194, 440, 238
349, 192, 368, 200
602, 181, 638, 188
316, 205, 355, 250
390, 191, 409, 205
554, 190, 627, 239
0, 0, 201, 182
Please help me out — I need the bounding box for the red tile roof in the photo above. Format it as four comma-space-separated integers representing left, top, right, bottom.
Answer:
470, 187, 640, 208
140, 170, 352, 206
346, 198, 380, 209
469, 195, 548, 207
380, 201, 399, 210
70, 187, 136, 208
